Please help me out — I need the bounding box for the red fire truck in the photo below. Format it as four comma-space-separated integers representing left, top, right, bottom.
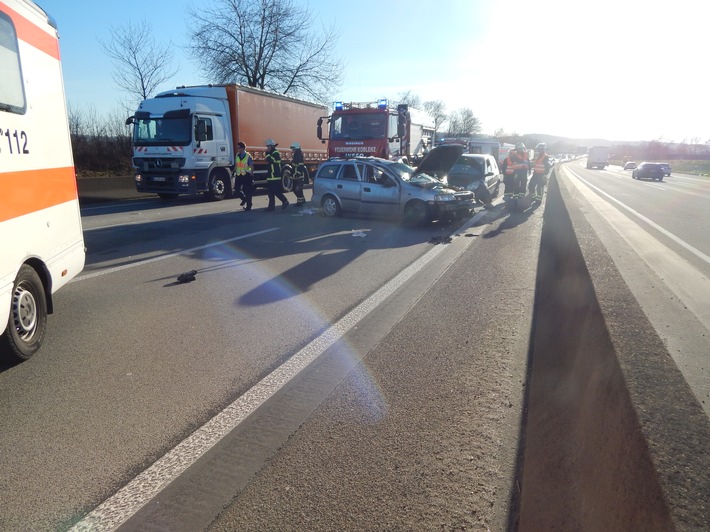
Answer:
316, 99, 434, 165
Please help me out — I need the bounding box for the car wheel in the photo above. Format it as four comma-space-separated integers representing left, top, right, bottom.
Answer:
402, 200, 430, 227
321, 195, 341, 217
281, 168, 294, 193
1, 265, 47, 361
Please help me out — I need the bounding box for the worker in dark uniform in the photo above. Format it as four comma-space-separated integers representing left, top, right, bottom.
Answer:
265, 139, 288, 211
234, 141, 254, 211
528, 143, 551, 203
290, 142, 307, 207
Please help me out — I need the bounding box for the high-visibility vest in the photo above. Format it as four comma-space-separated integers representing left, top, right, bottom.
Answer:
266, 150, 282, 180
504, 156, 515, 175
235, 152, 253, 175
533, 155, 547, 174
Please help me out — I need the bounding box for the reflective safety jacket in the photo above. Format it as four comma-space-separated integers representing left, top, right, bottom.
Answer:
533, 154, 550, 175
503, 152, 529, 175
266, 149, 282, 180
235, 151, 253, 175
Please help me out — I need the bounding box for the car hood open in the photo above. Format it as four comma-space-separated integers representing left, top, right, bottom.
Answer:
414, 144, 466, 178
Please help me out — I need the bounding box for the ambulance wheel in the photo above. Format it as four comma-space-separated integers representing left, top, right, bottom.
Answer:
1, 265, 47, 361
321, 195, 341, 217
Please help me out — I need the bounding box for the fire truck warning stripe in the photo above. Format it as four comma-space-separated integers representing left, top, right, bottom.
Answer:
1, 1, 60, 60
0, 167, 78, 222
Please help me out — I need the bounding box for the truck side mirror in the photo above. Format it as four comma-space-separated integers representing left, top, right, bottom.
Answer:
125, 116, 134, 126
396, 104, 408, 138
195, 120, 207, 142
317, 117, 324, 140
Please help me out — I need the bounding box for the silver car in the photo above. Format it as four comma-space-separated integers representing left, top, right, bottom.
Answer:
312, 157, 475, 226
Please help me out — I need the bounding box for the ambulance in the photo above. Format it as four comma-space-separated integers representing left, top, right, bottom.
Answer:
0, 0, 84, 360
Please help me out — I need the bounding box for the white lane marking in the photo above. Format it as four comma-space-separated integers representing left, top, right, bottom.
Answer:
567, 168, 710, 266
73, 228, 280, 282
69, 217, 480, 532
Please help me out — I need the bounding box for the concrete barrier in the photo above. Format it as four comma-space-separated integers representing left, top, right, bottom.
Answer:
76, 175, 144, 203
518, 170, 710, 529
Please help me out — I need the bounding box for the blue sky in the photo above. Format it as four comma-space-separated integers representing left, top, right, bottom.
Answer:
37, 0, 710, 143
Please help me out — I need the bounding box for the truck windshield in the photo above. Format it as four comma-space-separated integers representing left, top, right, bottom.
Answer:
331, 114, 387, 140
133, 117, 191, 146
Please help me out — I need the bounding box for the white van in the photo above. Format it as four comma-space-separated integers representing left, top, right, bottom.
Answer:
0, 0, 85, 360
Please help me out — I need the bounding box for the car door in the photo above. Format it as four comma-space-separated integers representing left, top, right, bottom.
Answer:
485, 156, 501, 193
335, 162, 363, 213
358, 162, 400, 217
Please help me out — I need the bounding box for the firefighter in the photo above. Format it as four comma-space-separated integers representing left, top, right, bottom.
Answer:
234, 141, 254, 211
506, 142, 530, 207
529, 143, 551, 203
264, 139, 288, 211
500, 143, 530, 209
290, 142, 307, 207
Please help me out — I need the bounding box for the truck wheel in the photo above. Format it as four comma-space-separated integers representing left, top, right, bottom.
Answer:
209, 171, 228, 201
321, 195, 341, 217
402, 200, 430, 227
281, 168, 294, 193
1, 265, 47, 361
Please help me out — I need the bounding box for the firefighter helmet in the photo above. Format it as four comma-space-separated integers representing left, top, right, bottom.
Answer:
535, 143, 546, 152
515, 142, 526, 151
290, 142, 301, 149
265, 139, 277, 147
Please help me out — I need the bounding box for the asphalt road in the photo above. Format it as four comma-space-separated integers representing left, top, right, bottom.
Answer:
2, 164, 708, 530
0, 186, 541, 530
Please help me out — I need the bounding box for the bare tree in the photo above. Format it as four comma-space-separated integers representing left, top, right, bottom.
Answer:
99, 20, 178, 107
423, 100, 447, 137
187, 0, 342, 103
394, 90, 422, 109
447, 108, 481, 137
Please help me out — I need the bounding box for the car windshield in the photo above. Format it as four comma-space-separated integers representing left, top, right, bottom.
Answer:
449, 158, 484, 179
385, 161, 440, 184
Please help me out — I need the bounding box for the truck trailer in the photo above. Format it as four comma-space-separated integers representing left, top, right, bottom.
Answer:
587, 146, 610, 169
127, 85, 328, 200
316, 99, 435, 165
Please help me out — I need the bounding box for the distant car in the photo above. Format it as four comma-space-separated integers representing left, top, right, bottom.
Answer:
632, 162, 665, 181
623, 161, 637, 170
658, 162, 672, 176
312, 153, 475, 226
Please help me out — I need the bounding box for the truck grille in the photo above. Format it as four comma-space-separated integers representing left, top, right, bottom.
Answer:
133, 158, 186, 171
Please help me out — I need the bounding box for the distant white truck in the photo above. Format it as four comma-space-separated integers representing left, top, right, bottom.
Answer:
587, 146, 610, 169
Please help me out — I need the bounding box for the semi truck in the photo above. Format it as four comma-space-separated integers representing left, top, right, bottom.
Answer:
587, 146, 610, 169
126, 85, 328, 200
316, 99, 435, 165
1, 0, 85, 361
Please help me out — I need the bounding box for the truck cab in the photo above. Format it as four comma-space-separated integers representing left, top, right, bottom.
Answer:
128, 87, 234, 200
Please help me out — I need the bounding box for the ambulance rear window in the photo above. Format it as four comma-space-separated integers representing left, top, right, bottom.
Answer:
0, 11, 26, 114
